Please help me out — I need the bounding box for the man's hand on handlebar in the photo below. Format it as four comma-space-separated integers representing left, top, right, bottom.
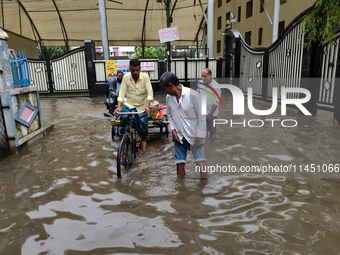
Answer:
143, 106, 150, 116
114, 107, 121, 116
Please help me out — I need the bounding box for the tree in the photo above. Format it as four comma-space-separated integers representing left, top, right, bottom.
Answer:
40, 46, 68, 59
302, 0, 340, 48
189, 46, 196, 58
134, 46, 165, 59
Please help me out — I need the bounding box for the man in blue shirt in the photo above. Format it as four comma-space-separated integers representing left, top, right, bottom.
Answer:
105, 71, 124, 113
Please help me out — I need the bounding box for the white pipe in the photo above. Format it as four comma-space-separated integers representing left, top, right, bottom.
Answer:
207, 0, 213, 58
272, 0, 280, 43
98, 0, 110, 60
260, 0, 273, 26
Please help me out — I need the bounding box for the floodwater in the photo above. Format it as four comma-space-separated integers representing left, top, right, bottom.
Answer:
1, 95, 340, 254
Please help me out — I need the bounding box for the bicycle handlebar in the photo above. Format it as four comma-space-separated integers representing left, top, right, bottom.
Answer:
117, 110, 146, 115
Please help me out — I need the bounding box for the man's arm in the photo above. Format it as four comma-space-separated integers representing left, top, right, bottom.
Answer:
166, 96, 180, 143
207, 82, 221, 119
207, 104, 218, 120
112, 79, 117, 90
193, 91, 206, 145
114, 77, 127, 114
115, 101, 122, 115
144, 99, 151, 115
110, 79, 119, 96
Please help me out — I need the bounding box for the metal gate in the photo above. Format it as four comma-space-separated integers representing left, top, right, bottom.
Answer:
317, 37, 340, 109
0, 96, 10, 161
28, 47, 88, 94
223, 6, 340, 118
236, 20, 306, 100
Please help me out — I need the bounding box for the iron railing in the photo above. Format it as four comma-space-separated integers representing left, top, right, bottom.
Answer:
10, 50, 31, 87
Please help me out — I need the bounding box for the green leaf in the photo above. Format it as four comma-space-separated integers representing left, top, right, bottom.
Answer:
302, 0, 340, 48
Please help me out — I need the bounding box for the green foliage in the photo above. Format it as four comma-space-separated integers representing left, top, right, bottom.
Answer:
134, 46, 165, 59
302, 0, 340, 48
40, 46, 68, 59
189, 46, 196, 58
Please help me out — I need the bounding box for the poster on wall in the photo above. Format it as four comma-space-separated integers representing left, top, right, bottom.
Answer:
158, 26, 179, 43
114, 60, 130, 74
105, 60, 155, 84
105, 60, 117, 83
141, 62, 155, 71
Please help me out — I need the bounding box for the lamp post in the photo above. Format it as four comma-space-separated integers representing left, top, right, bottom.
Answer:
226, 12, 237, 30
98, 0, 110, 60
272, 0, 280, 43
165, 0, 171, 72
207, 0, 214, 58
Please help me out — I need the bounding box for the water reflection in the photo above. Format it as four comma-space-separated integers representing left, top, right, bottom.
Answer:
0, 96, 340, 254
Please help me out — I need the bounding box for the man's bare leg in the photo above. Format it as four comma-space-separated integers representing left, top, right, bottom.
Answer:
196, 161, 208, 179
177, 163, 186, 177
141, 140, 147, 152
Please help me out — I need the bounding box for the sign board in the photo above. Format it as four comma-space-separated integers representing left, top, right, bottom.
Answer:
141, 62, 155, 72
105, 60, 156, 84
114, 60, 130, 74
158, 26, 179, 43
105, 60, 117, 81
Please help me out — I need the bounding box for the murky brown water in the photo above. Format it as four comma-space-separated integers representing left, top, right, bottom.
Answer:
1, 95, 340, 254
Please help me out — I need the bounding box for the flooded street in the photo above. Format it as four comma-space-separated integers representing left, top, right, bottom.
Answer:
1, 95, 340, 254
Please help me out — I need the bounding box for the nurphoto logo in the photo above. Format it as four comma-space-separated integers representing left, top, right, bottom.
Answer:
200, 83, 311, 128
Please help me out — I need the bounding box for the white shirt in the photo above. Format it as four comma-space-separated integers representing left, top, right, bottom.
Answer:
166, 85, 206, 145
197, 79, 221, 117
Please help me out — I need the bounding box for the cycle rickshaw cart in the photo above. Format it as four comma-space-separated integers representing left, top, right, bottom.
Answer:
110, 109, 169, 180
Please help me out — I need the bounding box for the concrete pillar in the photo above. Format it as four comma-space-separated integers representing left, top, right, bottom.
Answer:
0, 29, 15, 146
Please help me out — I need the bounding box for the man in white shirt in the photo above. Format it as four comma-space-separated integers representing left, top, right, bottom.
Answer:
160, 72, 208, 178
197, 68, 221, 139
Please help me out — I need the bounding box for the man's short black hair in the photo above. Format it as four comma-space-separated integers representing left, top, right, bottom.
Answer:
159, 72, 179, 87
130, 59, 140, 67
117, 70, 124, 75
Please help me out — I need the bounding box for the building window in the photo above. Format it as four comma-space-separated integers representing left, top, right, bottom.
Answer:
238, 6, 241, 22
217, 40, 221, 53
258, 27, 263, 45
226, 0, 231, 3
205, 24, 207, 35
245, 31, 252, 46
260, 0, 264, 13
226, 12, 230, 26
218, 0, 222, 8
205, 44, 207, 55
217, 16, 222, 30
278, 21, 285, 37
246, 0, 253, 18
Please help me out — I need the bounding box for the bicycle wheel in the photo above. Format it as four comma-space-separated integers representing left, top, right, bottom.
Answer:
117, 136, 129, 179
116, 136, 134, 180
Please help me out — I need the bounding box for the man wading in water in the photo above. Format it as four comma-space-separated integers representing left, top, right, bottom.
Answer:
160, 72, 208, 179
